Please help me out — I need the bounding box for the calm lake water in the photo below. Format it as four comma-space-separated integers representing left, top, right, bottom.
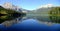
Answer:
0, 19, 60, 31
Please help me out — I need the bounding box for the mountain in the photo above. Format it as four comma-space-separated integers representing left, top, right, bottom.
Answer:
1, 2, 29, 13
27, 4, 52, 18
27, 4, 55, 16
0, 4, 27, 26
1, 2, 21, 11
0, 6, 4, 8
37, 4, 53, 9
26, 4, 60, 22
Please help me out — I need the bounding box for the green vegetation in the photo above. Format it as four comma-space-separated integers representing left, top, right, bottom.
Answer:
49, 7, 60, 23
0, 6, 26, 23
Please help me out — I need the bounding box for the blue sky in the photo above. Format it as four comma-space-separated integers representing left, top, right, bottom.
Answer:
0, 0, 60, 10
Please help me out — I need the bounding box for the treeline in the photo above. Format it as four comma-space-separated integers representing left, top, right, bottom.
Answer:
49, 7, 60, 23
0, 6, 26, 23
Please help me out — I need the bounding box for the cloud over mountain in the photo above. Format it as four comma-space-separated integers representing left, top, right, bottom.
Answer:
37, 4, 53, 9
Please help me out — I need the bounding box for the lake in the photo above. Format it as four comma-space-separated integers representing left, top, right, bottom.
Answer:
0, 19, 60, 31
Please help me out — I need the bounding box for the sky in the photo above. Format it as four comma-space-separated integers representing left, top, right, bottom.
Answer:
0, 0, 60, 10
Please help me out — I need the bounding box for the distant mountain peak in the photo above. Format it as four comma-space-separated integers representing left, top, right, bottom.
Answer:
2, 2, 20, 9
1, 2, 21, 11
2, 2, 12, 8
37, 4, 53, 8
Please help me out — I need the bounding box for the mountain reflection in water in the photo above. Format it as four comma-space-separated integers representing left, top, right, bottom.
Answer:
0, 19, 60, 31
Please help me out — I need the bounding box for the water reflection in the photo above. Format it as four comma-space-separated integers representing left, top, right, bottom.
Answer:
26, 7, 60, 23
49, 7, 60, 23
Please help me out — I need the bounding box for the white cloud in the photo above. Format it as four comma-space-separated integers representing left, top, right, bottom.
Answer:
37, 4, 53, 8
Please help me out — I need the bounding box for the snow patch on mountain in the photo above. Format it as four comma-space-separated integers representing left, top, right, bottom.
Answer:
37, 4, 54, 9
1, 2, 21, 11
